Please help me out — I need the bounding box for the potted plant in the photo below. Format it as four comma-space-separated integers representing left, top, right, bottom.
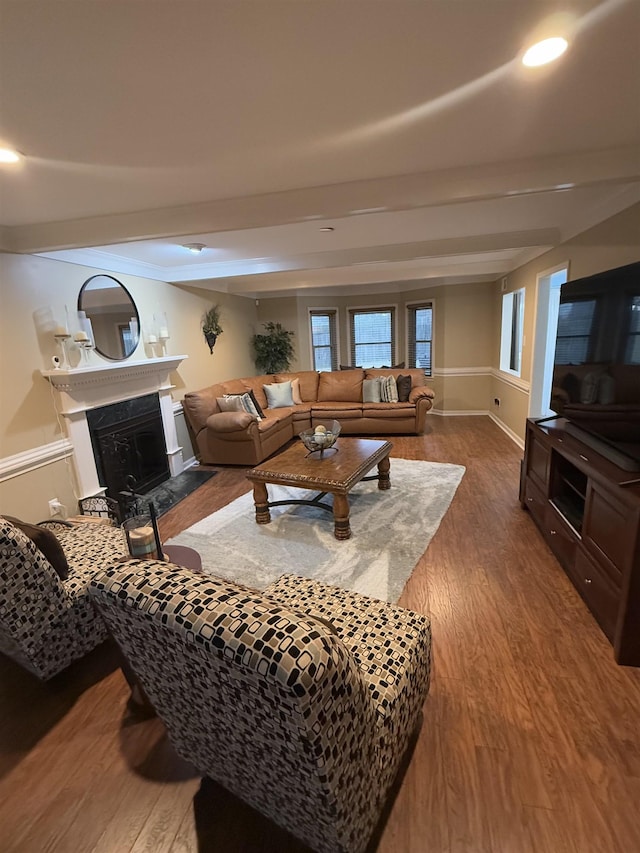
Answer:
252, 322, 295, 373
202, 305, 223, 353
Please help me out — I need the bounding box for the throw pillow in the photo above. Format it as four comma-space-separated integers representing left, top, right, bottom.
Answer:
580, 373, 600, 404
597, 373, 615, 405
238, 393, 261, 419
264, 380, 294, 409
291, 377, 303, 405
560, 372, 580, 403
216, 396, 245, 413
247, 389, 265, 419
362, 377, 382, 403
380, 375, 399, 403
396, 374, 412, 402
3, 516, 70, 580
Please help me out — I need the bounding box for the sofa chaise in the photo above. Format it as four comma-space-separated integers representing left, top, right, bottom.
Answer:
183, 367, 435, 466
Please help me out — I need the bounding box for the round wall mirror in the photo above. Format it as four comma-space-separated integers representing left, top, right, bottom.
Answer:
78, 275, 140, 361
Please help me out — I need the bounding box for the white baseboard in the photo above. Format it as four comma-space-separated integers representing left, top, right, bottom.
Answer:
431, 409, 490, 417
182, 455, 198, 470
488, 412, 525, 449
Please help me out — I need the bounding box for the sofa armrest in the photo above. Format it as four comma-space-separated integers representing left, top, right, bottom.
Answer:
409, 386, 435, 404
206, 410, 255, 433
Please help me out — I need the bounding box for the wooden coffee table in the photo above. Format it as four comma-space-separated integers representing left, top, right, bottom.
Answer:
246, 438, 393, 540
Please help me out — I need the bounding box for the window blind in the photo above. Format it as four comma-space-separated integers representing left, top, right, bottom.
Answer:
348, 308, 395, 367
310, 310, 338, 371
407, 302, 433, 374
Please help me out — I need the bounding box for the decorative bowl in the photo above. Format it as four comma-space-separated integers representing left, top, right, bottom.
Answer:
299, 420, 341, 455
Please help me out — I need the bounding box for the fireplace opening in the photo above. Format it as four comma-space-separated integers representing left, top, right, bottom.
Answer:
87, 394, 170, 506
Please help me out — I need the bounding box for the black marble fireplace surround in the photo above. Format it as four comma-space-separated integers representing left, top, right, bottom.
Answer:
87, 393, 170, 503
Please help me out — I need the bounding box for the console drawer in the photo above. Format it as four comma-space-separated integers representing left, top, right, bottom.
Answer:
545, 503, 577, 573
523, 477, 547, 529
573, 547, 620, 642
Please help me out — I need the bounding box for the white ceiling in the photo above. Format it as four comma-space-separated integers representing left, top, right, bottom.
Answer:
1, 0, 639, 297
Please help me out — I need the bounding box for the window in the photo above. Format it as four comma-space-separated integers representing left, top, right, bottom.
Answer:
625, 295, 640, 364
348, 307, 395, 367
309, 310, 338, 371
500, 289, 525, 375
554, 298, 597, 364
407, 302, 433, 375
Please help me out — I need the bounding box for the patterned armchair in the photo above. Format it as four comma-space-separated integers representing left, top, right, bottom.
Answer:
0, 517, 128, 679
89, 563, 431, 853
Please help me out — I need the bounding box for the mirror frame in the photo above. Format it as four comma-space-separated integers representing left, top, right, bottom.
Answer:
78, 274, 140, 361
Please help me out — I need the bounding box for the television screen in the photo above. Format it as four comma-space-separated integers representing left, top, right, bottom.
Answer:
549, 261, 640, 471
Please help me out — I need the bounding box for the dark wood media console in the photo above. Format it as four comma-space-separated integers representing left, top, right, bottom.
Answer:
520, 417, 640, 666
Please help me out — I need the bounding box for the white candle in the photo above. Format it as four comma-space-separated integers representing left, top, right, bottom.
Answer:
148, 334, 158, 344
74, 331, 89, 342
159, 327, 169, 339
54, 325, 69, 336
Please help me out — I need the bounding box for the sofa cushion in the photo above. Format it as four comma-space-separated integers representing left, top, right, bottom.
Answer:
317, 369, 364, 402
264, 381, 295, 409
312, 403, 363, 421
363, 377, 382, 403
275, 371, 320, 402
3, 516, 70, 581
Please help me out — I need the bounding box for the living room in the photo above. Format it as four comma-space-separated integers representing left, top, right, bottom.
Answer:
1, 2, 640, 852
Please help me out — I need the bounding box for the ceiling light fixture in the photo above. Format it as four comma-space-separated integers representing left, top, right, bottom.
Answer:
319, 226, 335, 232
183, 242, 206, 254
0, 147, 22, 164
522, 36, 568, 67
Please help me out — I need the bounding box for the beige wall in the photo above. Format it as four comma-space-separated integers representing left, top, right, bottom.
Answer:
491, 203, 640, 444
257, 280, 495, 412
255, 296, 302, 371
0, 253, 258, 520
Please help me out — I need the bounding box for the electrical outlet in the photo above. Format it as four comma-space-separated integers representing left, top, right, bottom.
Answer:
48, 498, 65, 517
494, 397, 501, 407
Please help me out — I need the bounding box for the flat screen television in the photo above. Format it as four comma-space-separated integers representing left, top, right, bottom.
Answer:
549, 261, 640, 472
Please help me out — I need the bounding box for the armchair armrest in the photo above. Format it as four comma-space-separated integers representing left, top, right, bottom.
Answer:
206, 410, 255, 433
409, 386, 435, 403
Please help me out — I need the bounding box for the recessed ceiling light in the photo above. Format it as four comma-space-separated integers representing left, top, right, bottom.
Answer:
522, 37, 568, 67
0, 147, 22, 164
182, 242, 206, 254
319, 226, 335, 232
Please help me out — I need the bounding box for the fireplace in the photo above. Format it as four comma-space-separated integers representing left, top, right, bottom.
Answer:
87, 394, 170, 502
41, 355, 188, 502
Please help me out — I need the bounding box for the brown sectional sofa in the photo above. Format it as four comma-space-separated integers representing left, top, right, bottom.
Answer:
183, 367, 435, 466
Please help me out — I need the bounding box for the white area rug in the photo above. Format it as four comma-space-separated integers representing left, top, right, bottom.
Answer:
166, 458, 465, 603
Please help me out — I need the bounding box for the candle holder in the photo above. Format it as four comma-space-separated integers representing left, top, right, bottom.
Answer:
54, 333, 72, 369
79, 341, 93, 365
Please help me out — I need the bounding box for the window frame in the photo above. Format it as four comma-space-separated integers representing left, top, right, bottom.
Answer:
347, 304, 398, 368
499, 288, 525, 377
308, 307, 339, 372
406, 299, 434, 376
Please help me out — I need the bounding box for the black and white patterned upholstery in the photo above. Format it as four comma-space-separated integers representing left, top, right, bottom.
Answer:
88, 562, 431, 853
0, 517, 128, 679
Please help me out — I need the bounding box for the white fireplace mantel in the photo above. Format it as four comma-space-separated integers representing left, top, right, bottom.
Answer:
41, 355, 189, 499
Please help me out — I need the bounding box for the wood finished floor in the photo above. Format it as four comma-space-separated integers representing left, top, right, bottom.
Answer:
1, 416, 639, 853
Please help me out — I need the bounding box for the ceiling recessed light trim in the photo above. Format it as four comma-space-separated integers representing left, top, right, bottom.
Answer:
522, 36, 568, 67
319, 226, 335, 232
182, 242, 207, 254
0, 147, 22, 164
